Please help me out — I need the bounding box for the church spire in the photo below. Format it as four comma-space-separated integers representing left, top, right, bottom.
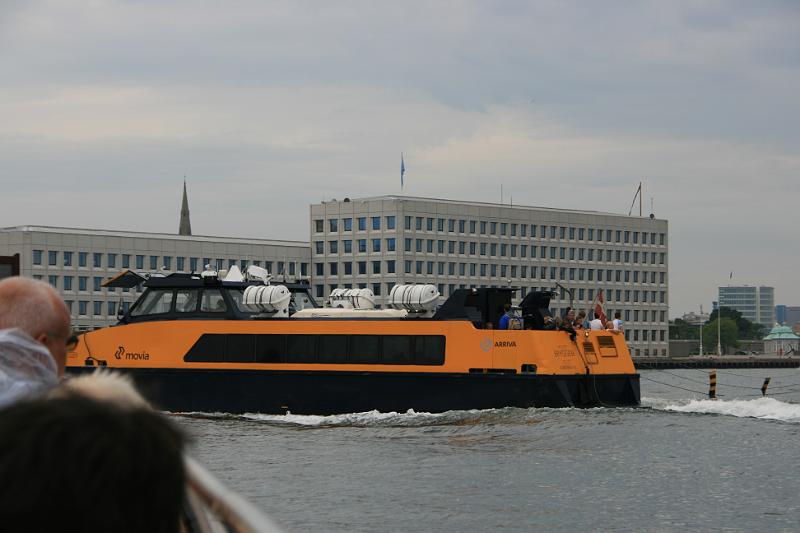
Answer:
179, 179, 192, 236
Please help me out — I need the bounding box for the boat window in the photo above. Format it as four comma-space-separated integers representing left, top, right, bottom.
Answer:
175, 289, 199, 313
225, 334, 256, 362
130, 289, 174, 317
256, 335, 285, 363
227, 288, 251, 313
318, 335, 347, 363
350, 335, 380, 364
184, 334, 445, 366
200, 289, 227, 313
286, 335, 317, 363
184, 334, 226, 362
382, 336, 413, 364
416, 336, 446, 365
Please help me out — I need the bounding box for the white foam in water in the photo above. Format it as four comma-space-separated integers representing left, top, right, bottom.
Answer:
643, 396, 800, 423
239, 409, 450, 426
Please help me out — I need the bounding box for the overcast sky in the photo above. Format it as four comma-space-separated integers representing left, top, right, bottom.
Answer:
1, 1, 798, 316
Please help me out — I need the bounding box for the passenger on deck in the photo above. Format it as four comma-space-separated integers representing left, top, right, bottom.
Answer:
564, 308, 576, 327
575, 310, 587, 329
0, 392, 186, 533
498, 303, 513, 330
0, 277, 73, 407
612, 311, 624, 332
589, 312, 604, 330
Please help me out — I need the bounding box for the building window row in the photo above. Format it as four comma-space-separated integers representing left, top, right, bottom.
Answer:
313, 240, 666, 267
32, 250, 308, 277
63, 299, 131, 317
315, 216, 668, 246
315, 217, 666, 247
314, 216, 396, 234
315, 260, 397, 277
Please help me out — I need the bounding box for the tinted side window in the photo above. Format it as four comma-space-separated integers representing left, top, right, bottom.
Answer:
318, 335, 347, 363
383, 335, 413, 364
286, 335, 316, 363
256, 335, 285, 363
416, 336, 446, 365
185, 334, 226, 362
185, 333, 446, 366
350, 335, 380, 364
226, 334, 256, 363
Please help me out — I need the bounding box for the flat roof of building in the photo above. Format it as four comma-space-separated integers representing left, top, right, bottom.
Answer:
0, 225, 309, 247
318, 195, 667, 222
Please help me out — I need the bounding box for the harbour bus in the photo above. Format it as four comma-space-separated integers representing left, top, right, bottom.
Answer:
66, 265, 640, 414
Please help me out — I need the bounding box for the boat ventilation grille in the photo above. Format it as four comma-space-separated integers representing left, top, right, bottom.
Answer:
582, 342, 598, 364
597, 335, 619, 357
468, 368, 517, 374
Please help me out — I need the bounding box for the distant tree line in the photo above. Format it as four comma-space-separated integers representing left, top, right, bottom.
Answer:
669, 307, 766, 353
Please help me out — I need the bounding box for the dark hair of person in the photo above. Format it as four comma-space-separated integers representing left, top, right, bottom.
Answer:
0, 395, 186, 533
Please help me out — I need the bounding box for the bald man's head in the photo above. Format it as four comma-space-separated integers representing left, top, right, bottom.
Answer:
0, 277, 71, 374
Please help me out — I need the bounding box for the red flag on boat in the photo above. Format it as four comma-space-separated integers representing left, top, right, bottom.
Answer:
593, 290, 607, 324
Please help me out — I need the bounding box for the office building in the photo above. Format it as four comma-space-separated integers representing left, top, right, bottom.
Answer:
311, 196, 669, 357
718, 285, 775, 328
775, 305, 800, 327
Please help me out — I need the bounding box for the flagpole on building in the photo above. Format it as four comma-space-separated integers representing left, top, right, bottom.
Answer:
400, 152, 406, 193
402, 153, 407, 192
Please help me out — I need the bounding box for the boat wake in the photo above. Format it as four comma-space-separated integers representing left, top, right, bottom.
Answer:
643, 396, 800, 423
242, 409, 455, 427
177, 407, 568, 428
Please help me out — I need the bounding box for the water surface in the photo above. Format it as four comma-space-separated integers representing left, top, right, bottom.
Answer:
177, 368, 800, 531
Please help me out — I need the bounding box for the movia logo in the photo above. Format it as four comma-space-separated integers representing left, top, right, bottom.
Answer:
114, 346, 150, 361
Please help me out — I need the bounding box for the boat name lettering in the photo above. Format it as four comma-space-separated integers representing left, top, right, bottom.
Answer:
494, 341, 517, 348
114, 346, 150, 361
554, 346, 576, 358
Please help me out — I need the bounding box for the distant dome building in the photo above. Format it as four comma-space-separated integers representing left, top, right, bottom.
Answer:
763, 324, 800, 357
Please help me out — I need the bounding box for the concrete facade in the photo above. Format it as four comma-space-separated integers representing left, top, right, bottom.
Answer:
0, 226, 310, 331
310, 196, 669, 357
718, 285, 775, 328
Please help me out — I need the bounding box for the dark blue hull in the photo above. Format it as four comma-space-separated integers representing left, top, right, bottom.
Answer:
67, 368, 640, 414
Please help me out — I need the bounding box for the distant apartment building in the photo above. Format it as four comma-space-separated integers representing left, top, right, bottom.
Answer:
775, 305, 800, 327
310, 195, 670, 357
718, 285, 775, 328
0, 226, 310, 331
